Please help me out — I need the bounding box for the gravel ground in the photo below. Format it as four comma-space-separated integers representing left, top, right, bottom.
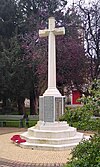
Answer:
0, 131, 72, 164
0, 127, 93, 166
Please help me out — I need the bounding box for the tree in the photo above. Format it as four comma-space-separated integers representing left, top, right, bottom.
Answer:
0, 45, 11, 107
18, 0, 68, 114
56, 7, 88, 93
20, 1, 89, 114
0, 0, 18, 97
0, 0, 22, 113
0, 0, 89, 115
78, 0, 100, 81
0, 0, 18, 38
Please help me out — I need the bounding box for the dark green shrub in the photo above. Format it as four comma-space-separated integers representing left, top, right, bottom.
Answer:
60, 80, 100, 132
80, 79, 100, 116
60, 107, 100, 131
60, 107, 92, 123
64, 134, 100, 167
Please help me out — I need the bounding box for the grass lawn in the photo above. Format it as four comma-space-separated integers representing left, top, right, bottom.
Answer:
1, 120, 37, 128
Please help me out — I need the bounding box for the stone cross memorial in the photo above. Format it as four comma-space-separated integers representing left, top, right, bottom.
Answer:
20, 17, 84, 151
39, 17, 65, 122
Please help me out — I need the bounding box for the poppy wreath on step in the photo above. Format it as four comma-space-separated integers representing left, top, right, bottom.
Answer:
11, 135, 26, 143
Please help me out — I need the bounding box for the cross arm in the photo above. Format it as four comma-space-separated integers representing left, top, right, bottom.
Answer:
54, 27, 65, 36
39, 29, 49, 37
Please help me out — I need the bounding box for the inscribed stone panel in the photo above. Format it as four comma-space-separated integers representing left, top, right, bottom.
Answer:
55, 97, 62, 121
39, 97, 44, 121
44, 96, 54, 122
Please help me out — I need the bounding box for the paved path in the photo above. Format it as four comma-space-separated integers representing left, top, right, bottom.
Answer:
0, 158, 65, 167
0, 127, 26, 135
0, 127, 71, 167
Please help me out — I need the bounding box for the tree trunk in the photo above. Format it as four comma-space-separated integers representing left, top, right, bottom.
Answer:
17, 97, 25, 115
2, 98, 6, 107
30, 92, 38, 115
2, 97, 7, 113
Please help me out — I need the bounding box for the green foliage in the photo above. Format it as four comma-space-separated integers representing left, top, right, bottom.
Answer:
60, 80, 100, 132
59, 107, 100, 131
60, 108, 100, 132
60, 107, 92, 123
64, 134, 100, 167
0, 0, 18, 38
81, 80, 100, 116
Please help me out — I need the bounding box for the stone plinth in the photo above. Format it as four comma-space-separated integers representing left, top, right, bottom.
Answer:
39, 96, 65, 122
20, 121, 84, 150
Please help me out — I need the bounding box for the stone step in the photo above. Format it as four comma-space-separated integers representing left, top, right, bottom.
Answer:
19, 121, 84, 150
20, 141, 79, 150
21, 132, 83, 145
31, 121, 69, 131
38, 125, 69, 130
27, 127, 77, 138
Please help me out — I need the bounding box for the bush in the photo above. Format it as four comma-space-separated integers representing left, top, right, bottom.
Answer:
60, 107, 92, 123
60, 80, 100, 132
60, 106, 100, 132
80, 79, 100, 116
64, 134, 100, 167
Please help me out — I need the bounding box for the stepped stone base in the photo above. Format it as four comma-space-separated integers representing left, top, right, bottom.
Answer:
20, 121, 84, 150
